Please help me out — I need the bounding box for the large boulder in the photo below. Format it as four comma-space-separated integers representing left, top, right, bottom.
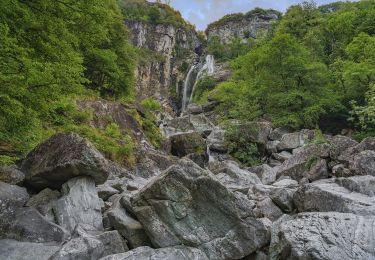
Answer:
170, 132, 206, 157
189, 114, 214, 136
207, 127, 227, 153
248, 164, 277, 185
100, 246, 208, 260
327, 135, 358, 160
276, 130, 314, 151
106, 198, 151, 249
131, 159, 270, 260
26, 188, 60, 222
0, 165, 25, 185
0, 207, 69, 243
269, 212, 375, 259
0, 181, 29, 214
276, 144, 330, 182
350, 150, 375, 176
294, 176, 375, 215
51, 225, 126, 260
215, 161, 261, 193
53, 177, 103, 233
0, 239, 61, 260
22, 133, 110, 190
338, 137, 375, 166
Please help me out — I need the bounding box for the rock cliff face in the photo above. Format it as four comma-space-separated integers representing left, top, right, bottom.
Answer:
126, 20, 202, 113
206, 10, 280, 44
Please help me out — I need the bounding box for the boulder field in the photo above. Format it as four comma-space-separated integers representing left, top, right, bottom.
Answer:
1, 108, 375, 260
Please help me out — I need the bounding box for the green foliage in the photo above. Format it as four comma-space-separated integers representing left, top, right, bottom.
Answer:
192, 76, 217, 103
120, 0, 194, 30
208, 1, 375, 134
223, 123, 262, 167
141, 98, 162, 111
214, 34, 341, 129
208, 36, 256, 61
0, 0, 135, 161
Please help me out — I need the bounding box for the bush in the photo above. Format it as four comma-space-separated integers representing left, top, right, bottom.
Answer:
141, 98, 162, 111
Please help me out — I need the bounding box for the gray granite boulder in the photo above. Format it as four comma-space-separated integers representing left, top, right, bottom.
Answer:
170, 132, 206, 157
26, 188, 60, 222
0, 207, 69, 243
276, 130, 314, 151
0, 165, 25, 185
100, 246, 208, 260
269, 212, 375, 259
22, 133, 110, 190
294, 176, 375, 215
53, 177, 103, 233
350, 150, 375, 176
132, 159, 270, 259
0, 181, 29, 214
0, 239, 60, 260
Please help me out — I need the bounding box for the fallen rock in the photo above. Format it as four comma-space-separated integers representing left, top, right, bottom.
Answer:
248, 164, 277, 185
51, 225, 126, 260
189, 114, 214, 136
170, 132, 206, 157
254, 198, 283, 221
327, 135, 358, 160
269, 188, 296, 213
100, 246, 208, 260
276, 130, 314, 151
269, 127, 292, 141
207, 127, 227, 153
272, 151, 292, 162
215, 161, 261, 193
132, 159, 269, 259
187, 103, 203, 114
294, 176, 375, 215
26, 188, 60, 221
22, 133, 110, 190
338, 137, 375, 166
97, 184, 120, 201
53, 177, 103, 233
107, 199, 151, 249
276, 144, 330, 182
0, 165, 25, 185
0, 181, 29, 214
350, 150, 375, 176
0, 239, 60, 260
269, 212, 375, 259
1, 207, 69, 243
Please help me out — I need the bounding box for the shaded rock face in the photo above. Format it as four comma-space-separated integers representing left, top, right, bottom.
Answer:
126, 20, 202, 113
53, 177, 103, 233
1, 207, 69, 243
100, 246, 208, 260
170, 132, 206, 157
269, 213, 375, 260
22, 133, 110, 190
0, 181, 29, 214
206, 11, 279, 45
131, 159, 269, 259
0, 165, 25, 185
294, 176, 375, 215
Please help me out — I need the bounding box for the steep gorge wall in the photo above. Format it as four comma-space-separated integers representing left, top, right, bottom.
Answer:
126, 20, 203, 114
206, 10, 280, 44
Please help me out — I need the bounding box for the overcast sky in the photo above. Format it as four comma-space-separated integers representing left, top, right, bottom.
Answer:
154, 0, 351, 30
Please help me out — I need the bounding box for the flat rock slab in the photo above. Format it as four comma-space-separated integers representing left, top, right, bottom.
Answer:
132, 159, 269, 260
0, 239, 61, 260
294, 175, 375, 215
1, 207, 69, 243
53, 177, 103, 233
22, 133, 110, 190
99, 246, 208, 260
269, 212, 375, 259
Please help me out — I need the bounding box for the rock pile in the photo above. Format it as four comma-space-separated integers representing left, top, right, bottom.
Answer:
1, 109, 375, 259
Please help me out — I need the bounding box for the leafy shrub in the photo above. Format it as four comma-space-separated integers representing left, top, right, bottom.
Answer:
141, 98, 162, 111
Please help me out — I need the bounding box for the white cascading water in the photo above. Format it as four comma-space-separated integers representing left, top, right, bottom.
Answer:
181, 55, 215, 113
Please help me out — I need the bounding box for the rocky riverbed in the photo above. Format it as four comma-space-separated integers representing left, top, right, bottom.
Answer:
1, 103, 375, 260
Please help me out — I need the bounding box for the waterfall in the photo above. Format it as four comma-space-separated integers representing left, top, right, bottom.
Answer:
181, 55, 215, 113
